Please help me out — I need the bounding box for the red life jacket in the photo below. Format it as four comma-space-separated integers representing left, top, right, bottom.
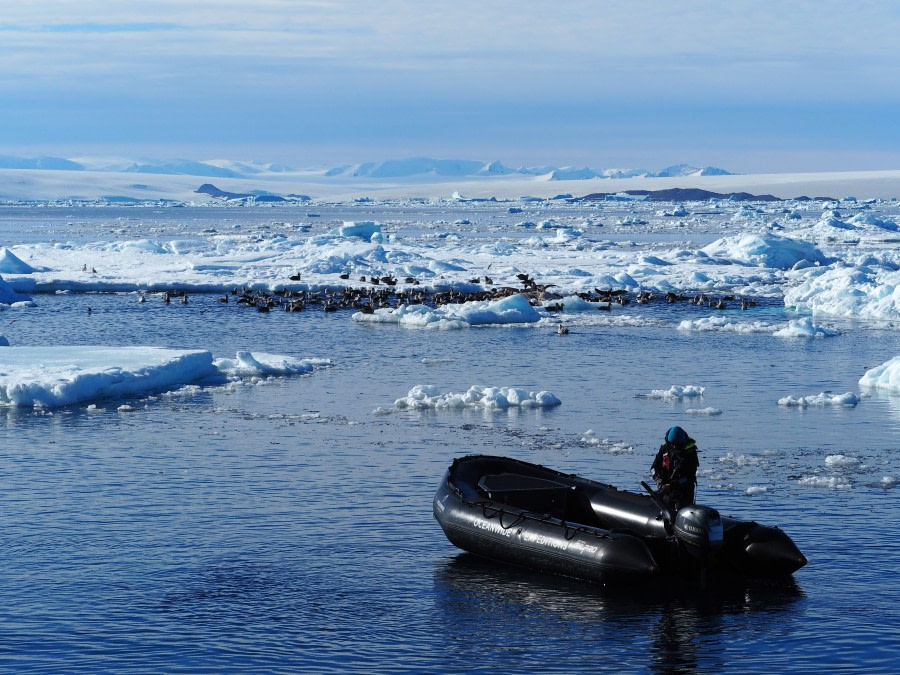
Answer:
661, 450, 673, 475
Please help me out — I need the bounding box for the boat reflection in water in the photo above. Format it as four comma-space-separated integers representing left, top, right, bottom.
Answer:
433, 553, 805, 672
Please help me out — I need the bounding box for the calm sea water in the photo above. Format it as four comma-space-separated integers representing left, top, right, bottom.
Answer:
1, 205, 899, 672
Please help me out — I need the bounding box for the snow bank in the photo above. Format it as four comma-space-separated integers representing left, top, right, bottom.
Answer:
394, 384, 561, 410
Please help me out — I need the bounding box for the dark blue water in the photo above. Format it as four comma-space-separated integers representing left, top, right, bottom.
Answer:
1, 210, 900, 672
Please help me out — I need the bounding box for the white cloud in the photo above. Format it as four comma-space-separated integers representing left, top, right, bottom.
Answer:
1, 1, 898, 98
1, 1, 899, 170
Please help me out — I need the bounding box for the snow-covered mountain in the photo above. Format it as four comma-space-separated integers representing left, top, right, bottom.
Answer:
0, 153, 734, 181
656, 163, 734, 177
0, 154, 84, 171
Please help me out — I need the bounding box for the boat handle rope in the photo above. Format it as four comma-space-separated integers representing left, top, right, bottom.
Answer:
463, 493, 619, 542
562, 522, 579, 541
480, 504, 525, 530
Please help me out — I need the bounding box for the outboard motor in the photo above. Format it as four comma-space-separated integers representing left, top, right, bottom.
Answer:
673, 504, 723, 564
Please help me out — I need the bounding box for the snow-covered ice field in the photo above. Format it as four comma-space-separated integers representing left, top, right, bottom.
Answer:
1, 170, 899, 672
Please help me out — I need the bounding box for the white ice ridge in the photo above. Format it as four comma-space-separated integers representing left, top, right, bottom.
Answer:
0, 346, 331, 408
777, 392, 860, 407
394, 384, 561, 410
639, 385, 705, 400
353, 293, 541, 328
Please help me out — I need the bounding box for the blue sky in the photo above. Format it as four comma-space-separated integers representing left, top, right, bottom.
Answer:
1, 1, 899, 173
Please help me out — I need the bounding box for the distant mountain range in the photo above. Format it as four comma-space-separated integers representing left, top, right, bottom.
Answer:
323, 158, 733, 180
0, 154, 734, 181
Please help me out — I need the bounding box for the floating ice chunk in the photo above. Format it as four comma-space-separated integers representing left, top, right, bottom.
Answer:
0, 346, 330, 408
334, 221, 382, 240
678, 316, 779, 333
825, 454, 861, 468
859, 356, 900, 392
0, 276, 33, 304
777, 392, 859, 407
746, 485, 768, 495
882, 476, 897, 487
0, 346, 217, 408
685, 407, 722, 415
797, 475, 851, 489
784, 266, 900, 321
701, 233, 829, 270
580, 429, 603, 445
394, 384, 561, 410
773, 317, 839, 337
718, 452, 760, 467
213, 352, 332, 377
557, 295, 605, 311
353, 293, 541, 328
580, 430, 635, 453
640, 385, 705, 400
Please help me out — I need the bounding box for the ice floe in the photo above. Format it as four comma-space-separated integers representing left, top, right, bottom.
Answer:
859, 356, 900, 392
0, 346, 330, 408
393, 384, 561, 410
777, 392, 860, 407
677, 316, 780, 333
639, 385, 705, 400
701, 233, 830, 270
353, 293, 541, 329
772, 317, 840, 337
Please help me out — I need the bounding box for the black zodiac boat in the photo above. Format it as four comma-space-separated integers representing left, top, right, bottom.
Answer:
433, 455, 807, 581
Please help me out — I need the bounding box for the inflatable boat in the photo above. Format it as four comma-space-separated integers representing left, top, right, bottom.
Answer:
433, 455, 807, 582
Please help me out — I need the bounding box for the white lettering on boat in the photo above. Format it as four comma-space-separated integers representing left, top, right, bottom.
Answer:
523, 531, 569, 551
569, 540, 598, 555
473, 518, 514, 537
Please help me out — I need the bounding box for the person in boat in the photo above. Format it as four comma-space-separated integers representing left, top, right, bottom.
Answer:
651, 426, 699, 512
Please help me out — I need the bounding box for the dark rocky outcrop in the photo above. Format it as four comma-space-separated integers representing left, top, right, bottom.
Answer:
581, 188, 782, 202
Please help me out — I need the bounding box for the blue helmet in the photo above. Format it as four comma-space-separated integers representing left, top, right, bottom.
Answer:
665, 426, 688, 446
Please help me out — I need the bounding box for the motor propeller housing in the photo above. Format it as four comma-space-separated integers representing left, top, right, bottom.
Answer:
674, 504, 724, 559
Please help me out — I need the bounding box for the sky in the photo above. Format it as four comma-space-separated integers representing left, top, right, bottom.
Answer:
1, 1, 900, 173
